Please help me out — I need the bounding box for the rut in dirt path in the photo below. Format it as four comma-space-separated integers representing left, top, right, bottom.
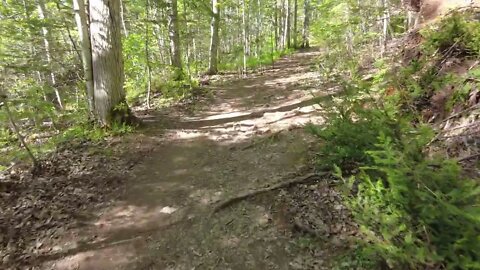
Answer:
42, 48, 335, 270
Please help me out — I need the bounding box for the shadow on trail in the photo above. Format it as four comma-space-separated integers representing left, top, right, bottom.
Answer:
172, 93, 337, 130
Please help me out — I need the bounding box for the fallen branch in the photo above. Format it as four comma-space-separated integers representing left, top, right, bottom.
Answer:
457, 153, 480, 162
441, 103, 480, 124
212, 172, 329, 214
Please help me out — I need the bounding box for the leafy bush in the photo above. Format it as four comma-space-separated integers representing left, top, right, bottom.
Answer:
338, 134, 480, 269
306, 81, 409, 171
310, 14, 480, 267
307, 106, 398, 171
312, 96, 480, 269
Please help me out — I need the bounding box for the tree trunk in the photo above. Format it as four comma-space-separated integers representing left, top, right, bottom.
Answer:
273, 0, 278, 50
37, 0, 63, 109
301, 0, 310, 48
284, 0, 291, 49
120, 0, 129, 36
73, 0, 95, 117
293, 0, 298, 48
208, 0, 220, 75
89, 0, 130, 126
242, 0, 248, 75
380, 0, 390, 56
145, 0, 152, 108
167, 0, 182, 71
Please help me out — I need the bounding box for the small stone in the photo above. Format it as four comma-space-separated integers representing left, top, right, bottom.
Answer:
160, 206, 177, 214
2, 254, 11, 264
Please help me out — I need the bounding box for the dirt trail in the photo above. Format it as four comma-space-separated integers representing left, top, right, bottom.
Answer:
42, 49, 334, 270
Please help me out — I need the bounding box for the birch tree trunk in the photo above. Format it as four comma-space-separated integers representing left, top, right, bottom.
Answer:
279, 1, 285, 49
380, 0, 390, 56
167, 0, 182, 71
273, 0, 278, 50
37, 0, 63, 109
120, 0, 129, 36
208, 0, 220, 75
73, 0, 95, 117
301, 0, 310, 48
242, 0, 248, 74
293, 0, 298, 48
145, 0, 152, 108
89, 0, 130, 126
283, 0, 291, 49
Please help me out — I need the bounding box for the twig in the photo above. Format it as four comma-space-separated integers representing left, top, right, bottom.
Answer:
457, 153, 480, 162
439, 132, 480, 139
442, 121, 480, 133
212, 172, 329, 214
441, 103, 480, 124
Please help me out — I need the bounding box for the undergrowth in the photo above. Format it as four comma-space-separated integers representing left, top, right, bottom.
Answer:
309, 12, 480, 269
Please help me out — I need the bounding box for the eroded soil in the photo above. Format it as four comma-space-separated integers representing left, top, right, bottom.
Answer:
5, 49, 353, 270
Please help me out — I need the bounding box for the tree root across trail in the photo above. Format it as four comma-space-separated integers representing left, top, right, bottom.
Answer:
212, 171, 329, 214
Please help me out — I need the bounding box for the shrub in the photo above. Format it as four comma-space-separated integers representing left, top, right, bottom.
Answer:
306, 86, 407, 171
338, 134, 480, 269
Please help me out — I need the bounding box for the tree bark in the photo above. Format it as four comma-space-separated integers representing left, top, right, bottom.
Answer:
293, 0, 298, 48
73, 0, 95, 117
301, 0, 310, 48
208, 0, 220, 75
37, 0, 63, 109
89, 0, 130, 126
120, 0, 129, 36
145, 0, 152, 108
167, 0, 182, 71
273, 0, 278, 50
242, 0, 248, 74
380, 0, 390, 56
283, 0, 291, 49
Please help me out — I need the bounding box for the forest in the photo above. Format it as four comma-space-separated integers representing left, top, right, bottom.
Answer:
1, 0, 480, 269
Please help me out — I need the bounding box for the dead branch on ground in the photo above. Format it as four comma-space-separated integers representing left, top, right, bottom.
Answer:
212, 172, 329, 214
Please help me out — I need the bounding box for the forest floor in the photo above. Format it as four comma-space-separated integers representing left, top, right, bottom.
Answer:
3, 49, 357, 269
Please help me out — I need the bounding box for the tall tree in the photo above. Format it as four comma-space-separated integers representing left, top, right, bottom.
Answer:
380, 0, 390, 56
89, 0, 130, 126
242, 0, 248, 74
283, 0, 291, 48
73, 0, 94, 117
120, 0, 129, 36
37, 0, 63, 109
167, 0, 182, 70
145, 0, 152, 107
293, 0, 298, 48
301, 0, 310, 48
208, 0, 220, 75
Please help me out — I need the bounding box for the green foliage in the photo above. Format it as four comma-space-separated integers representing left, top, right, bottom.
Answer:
58, 121, 133, 144
310, 12, 480, 268
312, 87, 480, 268
307, 103, 401, 171
422, 13, 480, 56
338, 135, 480, 269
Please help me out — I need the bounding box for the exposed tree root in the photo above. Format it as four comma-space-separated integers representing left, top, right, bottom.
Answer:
212, 172, 329, 214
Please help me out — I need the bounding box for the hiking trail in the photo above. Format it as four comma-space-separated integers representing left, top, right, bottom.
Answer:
42, 48, 340, 270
